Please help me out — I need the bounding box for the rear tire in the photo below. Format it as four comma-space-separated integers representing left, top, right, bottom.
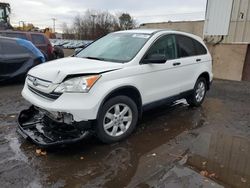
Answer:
41, 51, 48, 62
186, 77, 207, 107
54, 46, 64, 59
95, 96, 138, 144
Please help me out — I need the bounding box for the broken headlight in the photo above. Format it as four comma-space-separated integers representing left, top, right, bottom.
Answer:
54, 75, 101, 93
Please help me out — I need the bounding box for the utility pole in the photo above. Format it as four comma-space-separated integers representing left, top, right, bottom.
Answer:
19, 21, 25, 30
52, 18, 56, 33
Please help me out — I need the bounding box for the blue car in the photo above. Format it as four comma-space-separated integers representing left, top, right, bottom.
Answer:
0, 37, 45, 83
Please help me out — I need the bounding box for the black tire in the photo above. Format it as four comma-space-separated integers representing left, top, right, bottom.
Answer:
54, 46, 64, 59
186, 77, 207, 107
41, 51, 48, 62
95, 96, 138, 144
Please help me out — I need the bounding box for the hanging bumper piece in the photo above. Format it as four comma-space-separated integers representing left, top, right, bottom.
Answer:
17, 106, 90, 147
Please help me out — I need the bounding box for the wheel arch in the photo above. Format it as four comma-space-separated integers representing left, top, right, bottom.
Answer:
97, 86, 143, 119
197, 72, 210, 90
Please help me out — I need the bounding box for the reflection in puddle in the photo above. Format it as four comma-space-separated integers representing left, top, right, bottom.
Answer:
188, 132, 250, 188
142, 164, 223, 188
30, 102, 207, 187
3, 97, 241, 188
2, 81, 250, 187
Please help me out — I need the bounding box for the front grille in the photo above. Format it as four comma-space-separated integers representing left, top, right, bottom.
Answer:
27, 75, 51, 88
28, 85, 61, 100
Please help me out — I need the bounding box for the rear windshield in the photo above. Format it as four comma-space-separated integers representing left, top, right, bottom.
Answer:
31, 34, 46, 45
5, 32, 28, 40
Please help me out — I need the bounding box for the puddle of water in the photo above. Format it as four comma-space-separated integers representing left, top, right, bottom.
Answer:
141, 164, 223, 188
187, 131, 250, 188
24, 102, 207, 187
4, 85, 248, 188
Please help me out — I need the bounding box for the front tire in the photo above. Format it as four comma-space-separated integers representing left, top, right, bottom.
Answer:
95, 96, 138, 143
186, 77, 207, 107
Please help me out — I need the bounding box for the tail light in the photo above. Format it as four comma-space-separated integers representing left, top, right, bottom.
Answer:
48, 43, 54, 55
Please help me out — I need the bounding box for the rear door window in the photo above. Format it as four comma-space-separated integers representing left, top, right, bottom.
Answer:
31, 34, 46, 45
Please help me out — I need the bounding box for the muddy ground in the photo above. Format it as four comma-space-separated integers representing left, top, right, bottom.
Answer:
0, 80, 250, 188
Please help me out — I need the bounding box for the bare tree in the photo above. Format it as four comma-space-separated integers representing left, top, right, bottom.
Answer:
95, 11, 119, 38
62, 22, 74, 39
62, 10, 136, 40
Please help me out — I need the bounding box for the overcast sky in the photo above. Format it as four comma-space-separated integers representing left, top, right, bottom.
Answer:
4, 0, 207, 32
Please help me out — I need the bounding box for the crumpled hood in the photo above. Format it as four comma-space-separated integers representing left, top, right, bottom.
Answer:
28, 57, 123, 83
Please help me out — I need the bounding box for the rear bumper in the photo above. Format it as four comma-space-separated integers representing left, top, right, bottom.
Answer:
17, 106, 90, 147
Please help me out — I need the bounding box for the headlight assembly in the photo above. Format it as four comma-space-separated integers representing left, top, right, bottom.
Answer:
54, 75, 101, 93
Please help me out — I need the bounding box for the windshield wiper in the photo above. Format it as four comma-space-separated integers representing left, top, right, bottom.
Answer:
84, 56, 105, 61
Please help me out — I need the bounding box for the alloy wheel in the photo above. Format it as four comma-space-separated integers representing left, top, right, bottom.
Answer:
103, 103, 133, 137
195, 81, 206, 102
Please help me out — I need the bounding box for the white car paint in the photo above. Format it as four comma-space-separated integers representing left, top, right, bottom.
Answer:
22, 29, 213, 122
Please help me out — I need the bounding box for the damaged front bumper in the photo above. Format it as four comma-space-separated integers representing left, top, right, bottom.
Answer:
17, 106, 91, 147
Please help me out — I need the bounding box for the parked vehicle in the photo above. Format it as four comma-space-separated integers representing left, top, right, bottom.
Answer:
0, 31, 56, 60
74, 43, 92, 55
0, 37, 45, 83
49, 39, 93, 49
62, 41, 76, 49
53, 40, 69, 47
18, 29, 213, 147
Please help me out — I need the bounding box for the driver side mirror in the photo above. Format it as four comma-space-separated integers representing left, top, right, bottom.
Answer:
144, 54, 167, 64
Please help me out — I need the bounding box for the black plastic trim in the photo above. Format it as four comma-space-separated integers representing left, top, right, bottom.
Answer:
17, 106, 90, 147
28, 85, 61, 100
27, 74, 52, 83
142, 90, 193, 111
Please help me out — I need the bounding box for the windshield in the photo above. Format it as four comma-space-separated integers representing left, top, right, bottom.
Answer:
76, 33, 151, 63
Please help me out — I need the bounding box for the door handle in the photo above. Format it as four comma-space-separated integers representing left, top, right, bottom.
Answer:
173, 62, 181, 66
196, 59, 201, 62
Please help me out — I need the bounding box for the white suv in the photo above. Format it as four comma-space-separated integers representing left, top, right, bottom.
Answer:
18, 29, 213, 146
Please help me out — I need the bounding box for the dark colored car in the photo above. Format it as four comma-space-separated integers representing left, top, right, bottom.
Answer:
0, 31, 54, 61
0, 37, 45, 83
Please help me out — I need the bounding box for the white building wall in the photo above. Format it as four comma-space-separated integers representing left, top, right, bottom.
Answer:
224, 0, 250, 43
205, 0, 250, 43
204, 0, 234, 36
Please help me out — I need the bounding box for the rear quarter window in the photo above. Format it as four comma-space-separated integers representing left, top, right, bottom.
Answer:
176, 35, 196, 58
31, 34, 46, 45
176, 35, 207, 58
193, 40, 207, 55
